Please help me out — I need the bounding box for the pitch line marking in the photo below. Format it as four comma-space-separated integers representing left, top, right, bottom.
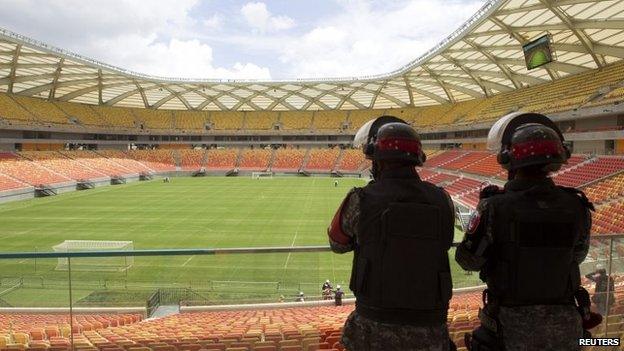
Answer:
181, 256, 195, 267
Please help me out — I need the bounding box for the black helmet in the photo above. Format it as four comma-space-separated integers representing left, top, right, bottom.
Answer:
353, 115, 408, 159
505, 123, 569, 171
373, 122, 426, 166
488, 112, 570, 172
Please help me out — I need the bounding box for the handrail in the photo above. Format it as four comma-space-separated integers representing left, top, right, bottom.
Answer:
0, 234, 622, 259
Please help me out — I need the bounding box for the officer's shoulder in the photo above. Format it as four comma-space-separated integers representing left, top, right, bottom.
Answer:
556, 185, 595, 211
479, 184, 505, 200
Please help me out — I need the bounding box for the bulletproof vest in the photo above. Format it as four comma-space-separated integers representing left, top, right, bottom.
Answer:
350, 171, 454, 325
485, 183, 583, 306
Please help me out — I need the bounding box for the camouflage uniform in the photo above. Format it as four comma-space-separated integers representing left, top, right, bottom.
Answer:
342, 310, 451, 351
329, 170, 455, 351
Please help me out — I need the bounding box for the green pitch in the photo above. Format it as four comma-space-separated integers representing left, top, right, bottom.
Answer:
0, 177, 479, 307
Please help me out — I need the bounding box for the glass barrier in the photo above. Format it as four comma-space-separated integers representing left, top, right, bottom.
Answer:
0, 237, 621, 350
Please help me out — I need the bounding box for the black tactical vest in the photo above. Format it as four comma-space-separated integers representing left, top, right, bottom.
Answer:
350, 168, 454, 325
484, 181, 584, 306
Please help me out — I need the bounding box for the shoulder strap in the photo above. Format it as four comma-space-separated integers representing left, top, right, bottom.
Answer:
479, 185, 505, 200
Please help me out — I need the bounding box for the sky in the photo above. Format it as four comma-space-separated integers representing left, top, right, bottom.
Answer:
0, 0, 485, 80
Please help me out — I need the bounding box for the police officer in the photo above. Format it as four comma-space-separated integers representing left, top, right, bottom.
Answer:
455, 112, 595, 351
335, 285, 345, 306
585, 264, 615, 315
328, 116, 456, 351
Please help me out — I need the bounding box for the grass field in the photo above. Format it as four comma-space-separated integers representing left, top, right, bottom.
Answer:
0, 177, 479, 307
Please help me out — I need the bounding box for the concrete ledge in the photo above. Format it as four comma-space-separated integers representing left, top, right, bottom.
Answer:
0, 306, 147, 317
0, 187, 35, 203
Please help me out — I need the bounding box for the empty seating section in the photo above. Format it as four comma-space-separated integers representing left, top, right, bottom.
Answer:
20, 151, 107, 181
206, 149, 238, 170
593, 202, 624, 234
425, 150, 465, 168
178, 149, 207, 170
95, 106, 138, 128
12, 95, 70, 125
271, 149, 305, 171
412, 104, 454, 127
95, 150, 154, 173
313, 111, 345, 130
127, 150, 176, 172
0, 93, 37, 124
239, 149, 271, 170
280, 112, 312, 130
335, 150, 365, 172
460, 154, 504, 178
0, 173, 29, 191
584, 174, 624, 204
60, 150, 135, 177
173, 111, 207, 131
0, 153, 70, 186
305, 149, 340, 172
552, 156, 624, 188
54, 101, 107, 127
245, 112, 276, 130
348, 110, 381, 130
133, 109, 173, 130
210, 112, 243, 130
440, 152, 486, 171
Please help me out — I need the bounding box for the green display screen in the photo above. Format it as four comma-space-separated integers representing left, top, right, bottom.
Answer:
523, 35, 554, 70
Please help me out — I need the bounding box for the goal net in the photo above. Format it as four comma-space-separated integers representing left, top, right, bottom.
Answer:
251, 171, 273, 179
52, 240, 134, 272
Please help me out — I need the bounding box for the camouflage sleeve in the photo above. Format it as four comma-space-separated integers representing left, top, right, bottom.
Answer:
574, 207, 592, 264
455, 199, 490, 271
328, 188, 360, 254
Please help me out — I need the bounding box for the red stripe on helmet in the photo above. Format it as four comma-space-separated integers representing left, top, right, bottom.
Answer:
511, 139, 564, 159
377, 137, 422, 154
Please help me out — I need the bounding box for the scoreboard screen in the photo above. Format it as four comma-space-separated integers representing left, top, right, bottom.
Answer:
523, 35, 554, 70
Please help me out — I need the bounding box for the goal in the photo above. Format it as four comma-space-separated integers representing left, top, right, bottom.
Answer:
251, 171, 273, 179
52, 240, 134, 272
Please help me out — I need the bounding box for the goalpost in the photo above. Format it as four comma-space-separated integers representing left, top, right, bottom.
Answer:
52, 240, 134, 272
251, 171, 273, 179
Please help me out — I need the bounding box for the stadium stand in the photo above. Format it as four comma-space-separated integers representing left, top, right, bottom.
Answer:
0, 153, 71, 186
206, 149, 238, 170
12, 95, 71, 126
245, 112, 277, 130
584, 173, 624, 204
173, 111, 208, 131
459, 153, 504, 178
238, 149, 272, 171
54, 101, 108, 127
347, 110, 381, 131
94, 106, 138, 129
304, 149, 340, 172
127, 150, 176, 172
0, 93, 37, 125
424, 150, 466, 168
271, 149, 306, 172
94, 150, 155, 174
132, 109, 173, 130
0, 172, 29, 191
313, 112, 346, 130
440, 152, 486, 171
593, 202, 624, 235
178, 149, 207, 171
280, 112, 312, 130
60, 150, 136, 177
210, 112, 243, 130
20, 151, 108, 181
552, 156, 624, 188
335, 149, 366, 172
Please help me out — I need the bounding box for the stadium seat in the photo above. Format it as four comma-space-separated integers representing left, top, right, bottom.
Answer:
271, 149, 306, 172
304, 149, 340, 172
238, 149, 271, 171
206, 149, 238, 170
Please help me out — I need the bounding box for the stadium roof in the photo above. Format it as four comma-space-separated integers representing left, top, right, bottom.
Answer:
1, 0, 624, 111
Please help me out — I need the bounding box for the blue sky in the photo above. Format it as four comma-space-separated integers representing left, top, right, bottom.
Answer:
0, 0, 485, 80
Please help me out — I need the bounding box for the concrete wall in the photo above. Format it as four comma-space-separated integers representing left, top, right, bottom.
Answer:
573, 140, 606, 154
0, 187, 35, 203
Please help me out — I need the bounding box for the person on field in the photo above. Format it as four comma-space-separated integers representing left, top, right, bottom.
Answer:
328, 116, 456, 351
456, 112, 598, 351
334, 180, 339, 187
585, 263, 615, 315
334, 285, 344, 306
296, 291, 305, 302
322, 279, 333, 291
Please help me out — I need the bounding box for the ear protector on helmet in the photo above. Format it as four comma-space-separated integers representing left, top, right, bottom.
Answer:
496, 113, 570, 170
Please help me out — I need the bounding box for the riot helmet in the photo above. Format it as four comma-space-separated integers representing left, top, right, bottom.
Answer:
373, 122, 426, 166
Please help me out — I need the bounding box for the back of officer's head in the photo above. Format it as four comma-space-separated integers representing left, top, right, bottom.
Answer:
373, 122, 425, 169
506, 123, 568, 179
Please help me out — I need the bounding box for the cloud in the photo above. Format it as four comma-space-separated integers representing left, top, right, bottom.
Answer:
0, 0, 272, 79
241, 2, 295, 33
277, 0, 484, 78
